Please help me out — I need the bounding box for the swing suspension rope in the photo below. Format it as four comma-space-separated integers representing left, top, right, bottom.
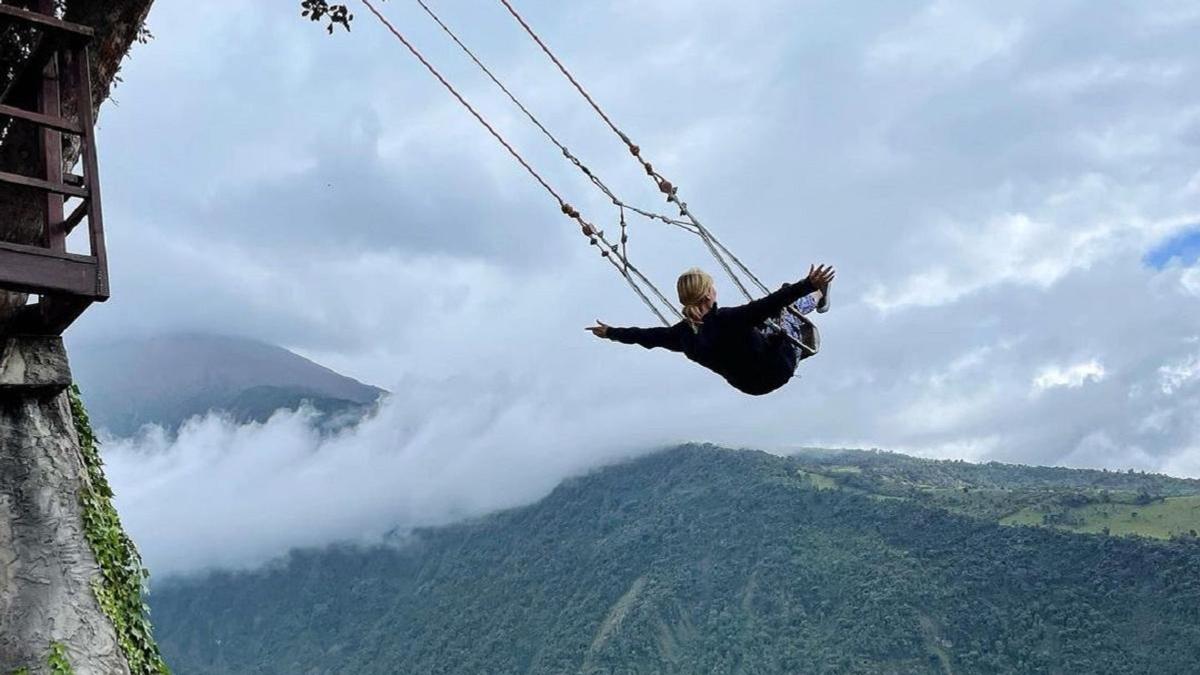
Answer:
412, 0, 699, 243
361, 0, 816, 353
494, 0, 770, 301
360, 0, 679, 325
494, 0, 818, 355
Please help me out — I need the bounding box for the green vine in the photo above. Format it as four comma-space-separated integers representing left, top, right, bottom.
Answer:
46, 643, 72, 675
69, 385, 170, 675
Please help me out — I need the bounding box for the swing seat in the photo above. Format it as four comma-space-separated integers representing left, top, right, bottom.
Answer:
796, 315, 820, 361
772, 297, 820, 362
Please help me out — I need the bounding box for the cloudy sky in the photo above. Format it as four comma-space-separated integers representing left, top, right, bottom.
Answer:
66, 0, 1200, 573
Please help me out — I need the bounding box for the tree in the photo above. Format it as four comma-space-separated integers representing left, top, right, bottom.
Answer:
300, 0, 355, 33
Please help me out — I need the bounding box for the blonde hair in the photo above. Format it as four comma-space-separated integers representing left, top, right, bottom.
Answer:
677, 267, 715, 329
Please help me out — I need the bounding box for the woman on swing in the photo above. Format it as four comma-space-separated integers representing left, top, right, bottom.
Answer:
588, 264, 835, 395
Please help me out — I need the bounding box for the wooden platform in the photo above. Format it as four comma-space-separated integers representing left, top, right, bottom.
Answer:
0, 1, 107, 335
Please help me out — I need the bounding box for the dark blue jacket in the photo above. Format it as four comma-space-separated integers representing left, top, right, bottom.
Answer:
605, 278, 818, 395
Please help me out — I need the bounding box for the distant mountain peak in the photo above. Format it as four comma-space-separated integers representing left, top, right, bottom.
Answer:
69, 333, 385, 436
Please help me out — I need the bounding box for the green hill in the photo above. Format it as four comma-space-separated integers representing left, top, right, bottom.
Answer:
149, 445, 1200, 674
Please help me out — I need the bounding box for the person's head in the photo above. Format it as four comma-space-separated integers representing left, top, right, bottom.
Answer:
677, 267, 716, 327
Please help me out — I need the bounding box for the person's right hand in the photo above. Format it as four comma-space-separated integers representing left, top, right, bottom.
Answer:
585, 320, 610, 338
806, 264, 835, 292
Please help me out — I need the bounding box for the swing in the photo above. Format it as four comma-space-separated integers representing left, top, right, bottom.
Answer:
360, 0, 822, 358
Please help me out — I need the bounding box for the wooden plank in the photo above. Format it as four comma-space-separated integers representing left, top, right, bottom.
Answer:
0, 103, 82, 134
0, 240, 96, 264
0, 170, 88, 198
60, 200, 87, 235
0, 241, 99, 297
0, 5, 93, 41
71, 45, 107, 300
37, 16, 66, 254
36, 295, 92, 334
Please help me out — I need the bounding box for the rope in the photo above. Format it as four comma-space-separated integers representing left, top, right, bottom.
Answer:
495, 0, 817, 354
365, 0, 814, 353
360, 1, 559, 204
360, 0, 679, 325
412, 0, 699, 237
495, 0, 764, 298
497, 0, 629, 147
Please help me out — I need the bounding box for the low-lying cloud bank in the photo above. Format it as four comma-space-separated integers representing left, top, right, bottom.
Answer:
103, 378, 694, 576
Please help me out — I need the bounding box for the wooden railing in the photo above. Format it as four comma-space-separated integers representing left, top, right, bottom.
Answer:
0, 2, 107, 334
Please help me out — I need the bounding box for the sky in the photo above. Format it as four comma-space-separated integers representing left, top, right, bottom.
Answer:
64, 0, 1200, 574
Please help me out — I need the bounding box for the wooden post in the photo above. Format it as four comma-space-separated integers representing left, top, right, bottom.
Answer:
37, 0, 65, 255
70, 43, 107, 300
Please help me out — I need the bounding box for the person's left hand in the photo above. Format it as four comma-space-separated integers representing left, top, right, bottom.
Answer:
585, 320, 611, 338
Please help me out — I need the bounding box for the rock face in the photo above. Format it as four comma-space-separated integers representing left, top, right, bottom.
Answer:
0, 336, 73, 393
0, 336, 130, 675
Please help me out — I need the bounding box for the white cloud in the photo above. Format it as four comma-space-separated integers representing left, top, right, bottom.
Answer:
1140, 4, 1200, 32
898, 436, 1001, 462
865, 211, 1116, 312
1182, 267, 1200, 296
866, 205, 1200, 314
1074, 107, 1200, 162
1060, 432, 1158, 472
1033, 360, 1106, 392
1162, 446, 1200, 478
1022, 59, 1185, 96
105, 382, 682, 575
1159, 353, 1200, 395
866, 1, 1024, 76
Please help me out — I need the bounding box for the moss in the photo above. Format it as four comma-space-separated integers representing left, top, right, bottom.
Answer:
69, 385, 170, 675
46, 643, 72, 675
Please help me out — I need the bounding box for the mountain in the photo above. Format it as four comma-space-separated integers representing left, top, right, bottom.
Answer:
149, 445, 1200, 674
69, 334, 385, 436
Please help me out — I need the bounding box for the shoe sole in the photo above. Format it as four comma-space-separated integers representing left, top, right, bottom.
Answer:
816, 286, 831, 313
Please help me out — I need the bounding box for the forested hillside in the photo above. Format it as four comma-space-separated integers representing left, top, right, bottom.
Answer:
150, 445, 1200, 674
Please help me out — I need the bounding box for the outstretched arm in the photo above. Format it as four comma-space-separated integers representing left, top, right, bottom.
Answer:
722, 264, 836, 327
587, 320, 684, 352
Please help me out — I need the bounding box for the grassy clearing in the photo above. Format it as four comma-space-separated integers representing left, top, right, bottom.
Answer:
1001, 495, 1200, 539
824, 465, 863, 474
795, 469, 839, 490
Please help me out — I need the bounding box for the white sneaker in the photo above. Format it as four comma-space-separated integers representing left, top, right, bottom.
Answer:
816, 284, 831, 313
